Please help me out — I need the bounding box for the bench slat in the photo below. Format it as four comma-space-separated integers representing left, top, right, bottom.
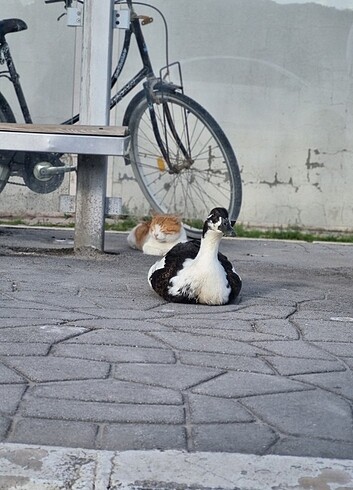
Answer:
0, 123, 130, 156
0, 123, 128, 137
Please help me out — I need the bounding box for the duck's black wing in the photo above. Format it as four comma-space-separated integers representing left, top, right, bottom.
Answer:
149, 240, 200, 303
218, 251, 242, 303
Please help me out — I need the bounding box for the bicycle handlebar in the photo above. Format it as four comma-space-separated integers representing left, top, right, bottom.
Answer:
45, 0, 131, 4
45, 0, 69, 4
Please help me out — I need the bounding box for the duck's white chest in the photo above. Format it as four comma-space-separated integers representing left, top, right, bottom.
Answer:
168, 257, 230, 305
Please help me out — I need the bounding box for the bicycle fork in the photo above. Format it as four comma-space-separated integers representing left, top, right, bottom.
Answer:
143, 81, 194, 174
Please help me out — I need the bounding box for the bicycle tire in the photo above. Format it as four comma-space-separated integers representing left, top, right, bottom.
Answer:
0, 92, 64, 194
126, 89, 242, 238
0, 92, 16, 193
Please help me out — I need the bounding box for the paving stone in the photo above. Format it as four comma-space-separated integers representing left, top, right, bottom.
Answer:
8, 418, 98, 449
192, 423, 276, 454
0, 416, 10, 439
155, 318, 254, 331
0, 318, 59, 328
312, 342, 353, 358
242, 390, 353, 441
269, 436, 353, 460
293, 309, 353, 320
0, 343, 49, 356
292, 371, 353, 400
101, 424, 186, 451
224, 304, 297, 320
254, 319, 299, 339
62, 329, 167, 348
244, 287, 323, 304
11, 293, 100, 310
0, 307, 92, 322
250, 340, 334, 360
296, 300, 353, 315
188, 394, 254, 423
70, 310, 179, 321
151, 332, 266, 356
343, 358, 353, 370
30, 379, 182, 405
4, 357, 110, 382
66, 318, 171, 331
173, 327, 282, 342
295, 319, 353, 342
191, 372, 311, 398
113, 364, 222, 390
53, 344, 175, 364
179, 351, 274, 373
0, 363, 26, 383
151, 303, 243, 315
0, 385, 26, 414
265, 357, 345, 376
0, 325, 88, 344
22, 398, 184, 424
78, 296, 163, 310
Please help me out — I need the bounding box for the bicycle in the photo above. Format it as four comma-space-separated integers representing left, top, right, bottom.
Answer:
0, 0, 242, 238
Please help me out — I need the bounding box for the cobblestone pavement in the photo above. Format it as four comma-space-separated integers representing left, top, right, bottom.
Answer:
0, 227, 353, 462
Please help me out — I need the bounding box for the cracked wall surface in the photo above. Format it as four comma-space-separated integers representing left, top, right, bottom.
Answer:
1, 0, 353, 231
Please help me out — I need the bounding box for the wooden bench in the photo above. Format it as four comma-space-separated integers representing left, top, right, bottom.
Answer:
0, 123, 130, 156
0, 122, 131, 252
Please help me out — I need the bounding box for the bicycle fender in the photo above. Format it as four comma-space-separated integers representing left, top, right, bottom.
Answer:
122, 84, 177, 128
122, 90, 146, 128
122, 85, 179, 166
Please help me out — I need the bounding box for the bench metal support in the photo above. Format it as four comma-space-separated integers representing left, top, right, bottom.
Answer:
75, 0, 115, 254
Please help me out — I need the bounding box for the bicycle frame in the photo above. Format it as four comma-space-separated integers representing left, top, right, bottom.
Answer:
0, 26, 33, 124
0, 0, 191, 173
63, 0, 158, 125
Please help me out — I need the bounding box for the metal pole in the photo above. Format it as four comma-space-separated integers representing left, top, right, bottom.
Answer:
74, 0, 114, 253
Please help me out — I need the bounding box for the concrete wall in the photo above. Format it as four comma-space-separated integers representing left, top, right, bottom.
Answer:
1, 0, 353, 231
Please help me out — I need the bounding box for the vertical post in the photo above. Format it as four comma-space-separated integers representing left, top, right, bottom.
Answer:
74, 0, 114, 253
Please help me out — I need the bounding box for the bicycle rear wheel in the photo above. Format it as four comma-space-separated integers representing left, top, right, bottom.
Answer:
126, 89, 242, 238
0, 92, 64, 194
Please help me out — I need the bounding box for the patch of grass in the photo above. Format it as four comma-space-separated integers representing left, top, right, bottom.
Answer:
234, 223, 353, 243
0, 219, 26, 226
184, 218, 204, 230
105, 216, 139, 232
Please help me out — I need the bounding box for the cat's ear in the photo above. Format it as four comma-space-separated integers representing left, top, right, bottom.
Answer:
231, 220, 236, 227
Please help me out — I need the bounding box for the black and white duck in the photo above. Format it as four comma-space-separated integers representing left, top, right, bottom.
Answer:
148, 207, 242, 305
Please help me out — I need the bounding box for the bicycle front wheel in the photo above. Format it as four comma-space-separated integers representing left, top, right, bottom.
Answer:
127, 90, 242, 238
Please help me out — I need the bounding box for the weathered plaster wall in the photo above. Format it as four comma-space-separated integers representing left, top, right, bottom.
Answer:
1, 0, 353, 231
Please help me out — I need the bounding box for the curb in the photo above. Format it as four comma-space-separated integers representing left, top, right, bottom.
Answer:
1, 443, 353, 489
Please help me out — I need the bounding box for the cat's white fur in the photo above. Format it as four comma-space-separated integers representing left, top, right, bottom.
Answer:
143, 223, 187, 255
127, 220, 187, 256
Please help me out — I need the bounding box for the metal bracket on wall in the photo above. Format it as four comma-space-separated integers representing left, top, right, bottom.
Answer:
67, 7, 82, 27
114, 9, 130, 29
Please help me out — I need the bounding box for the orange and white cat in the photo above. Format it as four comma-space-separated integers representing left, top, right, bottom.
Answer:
127, 214, 187, 256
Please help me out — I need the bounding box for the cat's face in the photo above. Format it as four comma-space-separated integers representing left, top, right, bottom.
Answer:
149, 216, 182, 243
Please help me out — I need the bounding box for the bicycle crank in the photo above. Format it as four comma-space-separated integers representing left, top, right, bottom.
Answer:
33, 161, 76, 180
